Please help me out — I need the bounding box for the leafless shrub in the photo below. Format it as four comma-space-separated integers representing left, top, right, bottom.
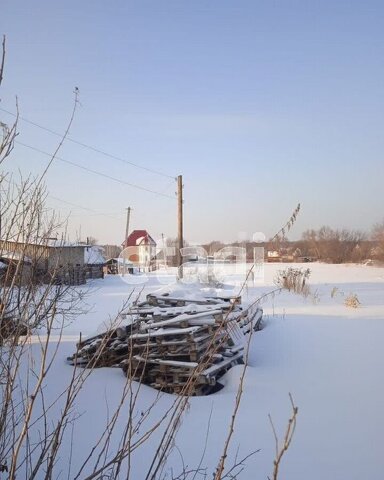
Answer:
274, 268, 311, 297
0, 40, 96, 478
344, 293, 361, 308
0, 37, 300, 480
330, 287, 339, 298
330, 287, 361, 308
310, 289, 320, 304
0, 37, 187, 478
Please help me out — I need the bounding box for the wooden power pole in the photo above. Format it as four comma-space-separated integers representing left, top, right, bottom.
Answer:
161, 233, 167, 267
177, 175, 183, 276
124, 207, 132, 248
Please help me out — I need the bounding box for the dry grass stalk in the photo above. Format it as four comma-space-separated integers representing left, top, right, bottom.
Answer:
274, 267, 311, 297
268, 394, 298, 480
331, 287, 339, 298
270, 204, 301, 245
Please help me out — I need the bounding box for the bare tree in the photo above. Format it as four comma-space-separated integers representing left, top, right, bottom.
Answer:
86, 236, 98, 246
103, 244, 122, 259
371, 220, 384, 260
201, 240, 225, 256
301, 226, 367, 263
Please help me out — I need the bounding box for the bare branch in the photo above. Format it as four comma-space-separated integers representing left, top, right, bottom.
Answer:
268, 393, 298, 480
0, 35, 5, 87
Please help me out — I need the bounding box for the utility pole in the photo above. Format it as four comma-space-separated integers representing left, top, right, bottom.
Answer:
177, 175, 183, 277
162, 232, 167, 267
125, 207, 132, 248
122, 207, 132, 277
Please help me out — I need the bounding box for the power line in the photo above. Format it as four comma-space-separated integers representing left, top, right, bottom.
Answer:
16, 141, 176, 200
49, 195, 99, 212
0, 107, 175, 180
48, 195, 123, 219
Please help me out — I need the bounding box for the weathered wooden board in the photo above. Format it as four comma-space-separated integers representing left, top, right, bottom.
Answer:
67, 290, 263, 395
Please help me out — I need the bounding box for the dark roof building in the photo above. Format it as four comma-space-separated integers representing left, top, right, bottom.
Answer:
122, 230, 156, 248
121, 230, 157, 272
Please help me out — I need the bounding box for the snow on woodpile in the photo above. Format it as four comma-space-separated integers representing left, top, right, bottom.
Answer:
67, 286, 263, 395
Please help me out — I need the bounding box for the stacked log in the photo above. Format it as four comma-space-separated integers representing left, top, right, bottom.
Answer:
67, 291, 263, 395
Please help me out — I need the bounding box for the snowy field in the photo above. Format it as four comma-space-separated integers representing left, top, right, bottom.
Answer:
23, 263, 384, 478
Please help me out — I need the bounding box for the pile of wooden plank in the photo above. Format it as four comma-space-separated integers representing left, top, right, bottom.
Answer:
67, 290, 262, 395
67, 325, 136, 368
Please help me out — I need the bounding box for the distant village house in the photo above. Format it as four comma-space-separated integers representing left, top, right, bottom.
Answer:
0, 239, 87, 285
121, 230, 157, 272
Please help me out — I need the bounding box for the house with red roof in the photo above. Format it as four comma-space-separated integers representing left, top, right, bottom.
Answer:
122, 230, 157, 272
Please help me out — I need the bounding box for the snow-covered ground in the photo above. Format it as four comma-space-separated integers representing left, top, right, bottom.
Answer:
18, 263, 384, 478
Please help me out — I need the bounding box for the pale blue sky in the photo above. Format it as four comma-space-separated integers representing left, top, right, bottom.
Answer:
1, 0, 383, 244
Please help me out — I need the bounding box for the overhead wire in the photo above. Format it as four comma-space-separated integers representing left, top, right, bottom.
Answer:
0, 106, 175, 180
1, 108, 178, 226
16, 141, 176, 200
48, 195, 123, 219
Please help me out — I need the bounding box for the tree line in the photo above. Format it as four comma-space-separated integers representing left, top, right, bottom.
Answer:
200, 221, 384, 264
